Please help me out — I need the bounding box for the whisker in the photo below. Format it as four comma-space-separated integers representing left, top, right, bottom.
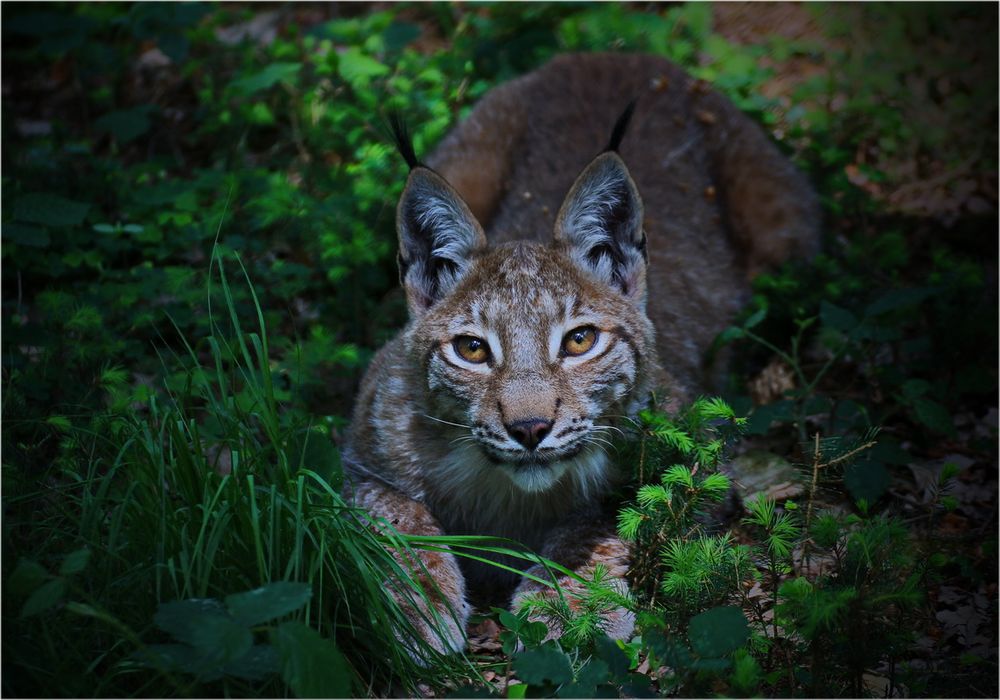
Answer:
581, 433, 614, 450
422, 413, 473, 430
603, 414, 641, 429
587, 436, 617, 452
583, 439, 611, 460
589, 429, 624, 445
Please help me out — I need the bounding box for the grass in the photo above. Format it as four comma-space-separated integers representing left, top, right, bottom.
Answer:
3, 249, 489, 697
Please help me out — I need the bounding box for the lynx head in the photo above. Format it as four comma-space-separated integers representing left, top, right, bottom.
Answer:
392, 116, 656, 498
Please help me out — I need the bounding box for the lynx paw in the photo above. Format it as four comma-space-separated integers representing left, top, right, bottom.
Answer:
390, 546, 471, 663
396, 594, 471, 663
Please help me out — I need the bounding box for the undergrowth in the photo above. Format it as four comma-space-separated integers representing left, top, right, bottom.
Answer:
3, 2, 996, 698
4, 253, 481, 697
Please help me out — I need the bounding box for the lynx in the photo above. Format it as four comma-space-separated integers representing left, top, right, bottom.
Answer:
343, 53, 819, 656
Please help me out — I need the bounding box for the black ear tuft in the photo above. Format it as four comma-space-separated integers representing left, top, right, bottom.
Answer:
387, 112, 421, 170
605, 98, 638, 153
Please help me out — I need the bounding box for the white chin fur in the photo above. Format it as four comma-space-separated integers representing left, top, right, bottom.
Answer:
501, 461, 570, 493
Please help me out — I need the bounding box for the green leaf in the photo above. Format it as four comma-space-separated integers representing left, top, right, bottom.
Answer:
688, 606, 749, 657
867, 438, 911, 466
507, 684, 528, 699
746, 400, 794, 435
743, 305, 768, 329
154, 598, 228, 645
21, 578, 67, 618
690, 656, 731, 672
715, 325, 746, 344
230, 62, 302, 95
513, 641, 574, 686
337, 48, 389, 86
225, 581, 312, 626
558, 658, 610, 698
911, 397, 955, 436
594, 635, 630, 679
843, 459, 890, 504
819, 300, 859, 333
619, 673, 657, 698
643, 629, 692, 669
865, 287, 936, 316
94, 106, 153, 143
496, 607, 523, 631
8, 560, 49, 599
900, 378, 931, 401
46, 415, 72, 432
382, 21, 421, 51
221, 644, 281, 681
272, 621, 352, 698
2, 222, 50, 247
248, 102, 276, 126
58, 548, 91, 576
189, 615, 253, 662
13, 193, 90, 227
140, 643, 203, 674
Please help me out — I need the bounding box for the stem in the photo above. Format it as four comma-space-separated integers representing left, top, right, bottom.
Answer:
770, 550, 779, 647
744, 329, 801, 382
805, 432, 822, 562
638, 432, 647, 485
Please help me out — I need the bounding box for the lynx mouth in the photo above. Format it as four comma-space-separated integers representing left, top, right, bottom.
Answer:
481, 442, 584, 467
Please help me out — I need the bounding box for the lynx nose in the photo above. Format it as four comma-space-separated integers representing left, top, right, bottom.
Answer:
505, 418, 553, 450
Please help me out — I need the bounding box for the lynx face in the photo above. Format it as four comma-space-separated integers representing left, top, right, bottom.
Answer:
408, 243, 654, 493
396, 152, 657, 497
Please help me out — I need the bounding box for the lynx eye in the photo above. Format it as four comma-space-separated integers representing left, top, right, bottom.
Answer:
561, 326, 599, 357
453, 335, 491, 364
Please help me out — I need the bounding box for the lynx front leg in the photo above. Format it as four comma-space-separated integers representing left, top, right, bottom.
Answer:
511, 514, 635, 642
350, 480, 470, 657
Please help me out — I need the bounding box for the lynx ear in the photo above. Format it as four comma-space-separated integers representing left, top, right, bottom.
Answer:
554, 152, 647, 304
397, 167, 487, 314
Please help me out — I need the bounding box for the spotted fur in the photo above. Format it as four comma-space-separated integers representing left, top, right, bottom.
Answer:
344, 53, 820, 657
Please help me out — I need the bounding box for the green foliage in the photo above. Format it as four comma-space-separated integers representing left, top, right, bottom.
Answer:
774, 511, 925, 696
687, 605, 750, 658
516, 564, 636, 648
617, 398, 746, 607
504, 633, 647, 699
2, 256, 475, 697
611, 412, 942, 697
131, 583, 353, 694
2, 2, 995, 698
495, 607, 549, 655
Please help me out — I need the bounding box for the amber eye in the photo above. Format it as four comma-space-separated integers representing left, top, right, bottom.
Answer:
453, 335, 491, 364
561, 326, 599, 357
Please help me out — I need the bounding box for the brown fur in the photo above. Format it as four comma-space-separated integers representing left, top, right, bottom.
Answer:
344, 53, 819, 656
